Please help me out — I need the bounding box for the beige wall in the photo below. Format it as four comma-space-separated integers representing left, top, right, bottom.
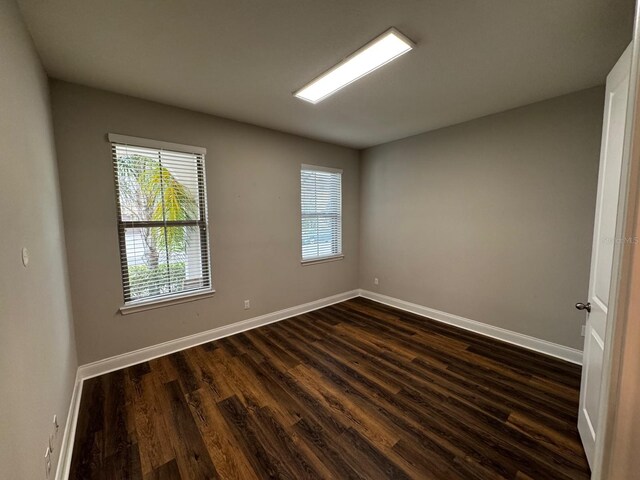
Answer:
0, 0, 77, 477
359, 87, 604, 350
607, 232, 640, 479
606, 156, 640, 479
50, 81, 360, 364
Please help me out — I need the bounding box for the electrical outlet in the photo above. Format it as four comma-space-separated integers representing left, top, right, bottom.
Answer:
374, 277, 379, 286
581, 325, 586, 337
243, 300, 250, 310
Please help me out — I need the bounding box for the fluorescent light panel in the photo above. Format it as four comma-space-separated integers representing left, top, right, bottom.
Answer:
295, 28, 414, 104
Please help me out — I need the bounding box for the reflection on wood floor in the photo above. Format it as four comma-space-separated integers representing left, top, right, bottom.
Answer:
70, 297, 590, 479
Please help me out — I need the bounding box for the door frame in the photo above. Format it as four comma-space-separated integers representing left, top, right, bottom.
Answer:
591, 2, 640, 478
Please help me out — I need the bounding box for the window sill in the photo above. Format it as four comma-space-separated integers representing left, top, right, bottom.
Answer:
301, 255, 344, 266
119, 289, 215, 315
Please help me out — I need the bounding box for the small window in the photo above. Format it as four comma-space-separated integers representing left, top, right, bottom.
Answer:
110, 134, 212, 306
301, 165, 343, 263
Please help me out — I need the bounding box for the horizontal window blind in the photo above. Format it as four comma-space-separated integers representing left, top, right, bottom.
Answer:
111, 135, 211, 304
301, 165, 342, 261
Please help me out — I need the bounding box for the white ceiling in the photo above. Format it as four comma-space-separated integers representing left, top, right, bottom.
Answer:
18, 0, 635, 148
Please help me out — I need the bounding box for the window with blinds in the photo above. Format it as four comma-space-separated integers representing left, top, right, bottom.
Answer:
301, 165, 343, 262
109, 134, 211, 305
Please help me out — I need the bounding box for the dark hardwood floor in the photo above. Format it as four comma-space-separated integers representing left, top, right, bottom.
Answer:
69, 297, 590, 479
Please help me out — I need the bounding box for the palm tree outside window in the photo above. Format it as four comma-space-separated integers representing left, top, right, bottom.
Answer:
110, 134, 211, 305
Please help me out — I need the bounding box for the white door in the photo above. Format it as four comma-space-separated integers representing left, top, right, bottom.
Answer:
578, 45, 631, 467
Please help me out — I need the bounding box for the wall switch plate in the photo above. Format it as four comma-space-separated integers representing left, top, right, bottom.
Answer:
243, 300, 250, 310
374, 277, 379, 285
581, 325, 586, 337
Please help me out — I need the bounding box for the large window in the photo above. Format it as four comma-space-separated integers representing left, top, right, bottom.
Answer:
301, 165, 343, 263
110, 134, 211, 307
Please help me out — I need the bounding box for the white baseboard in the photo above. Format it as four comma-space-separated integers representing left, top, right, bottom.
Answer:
55, 371, 83, 480
359, 289, 583, 365
78, 289, 360, 380
57, 286, 582, 478
55, 289, 359, 479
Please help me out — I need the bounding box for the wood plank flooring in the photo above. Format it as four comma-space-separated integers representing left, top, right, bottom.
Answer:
69, 297, 590, 479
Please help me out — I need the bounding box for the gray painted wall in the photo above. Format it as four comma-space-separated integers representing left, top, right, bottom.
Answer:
0, 1, 77, 477
359, 87, 604, 350
50, 81, 360, 364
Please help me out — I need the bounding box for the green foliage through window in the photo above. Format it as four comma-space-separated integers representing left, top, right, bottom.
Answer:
112, 138, 210, 304
127, 262, 186, 299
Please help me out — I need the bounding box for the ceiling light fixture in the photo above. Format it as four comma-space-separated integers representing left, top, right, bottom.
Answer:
294, 27, 415, 104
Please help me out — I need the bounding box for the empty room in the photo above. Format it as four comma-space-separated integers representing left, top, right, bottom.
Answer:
4, 0, 640, 479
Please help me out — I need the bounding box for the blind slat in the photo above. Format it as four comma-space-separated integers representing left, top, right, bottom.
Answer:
112, 139, 211, 303
300, 166, 342, 261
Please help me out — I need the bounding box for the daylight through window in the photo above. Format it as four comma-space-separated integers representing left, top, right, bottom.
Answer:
301, 165, 343, 262
110, 134, 211, 304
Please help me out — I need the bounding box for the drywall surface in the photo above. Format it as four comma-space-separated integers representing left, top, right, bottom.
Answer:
0, 0, 77, 477
359, 87, 604, 350
606, 192, 640, 478
51, 81, 359, 364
